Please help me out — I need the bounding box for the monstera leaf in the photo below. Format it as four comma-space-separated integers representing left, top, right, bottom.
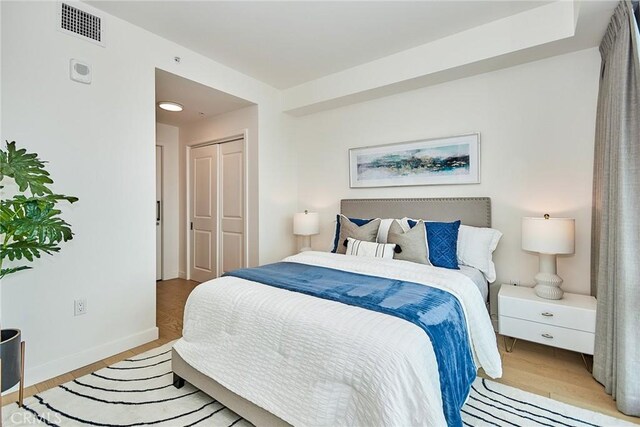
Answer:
0, 141, 53, 196
0, 141, 78, 279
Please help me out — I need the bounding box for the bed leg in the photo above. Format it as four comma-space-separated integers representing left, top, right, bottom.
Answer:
173, 373, 185, 389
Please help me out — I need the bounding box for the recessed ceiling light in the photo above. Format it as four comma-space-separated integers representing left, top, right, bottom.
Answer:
158, 101, 183, 112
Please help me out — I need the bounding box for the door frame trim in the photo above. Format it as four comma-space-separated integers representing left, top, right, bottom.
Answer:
156, 145, 163, 281
186, 131, 249, 281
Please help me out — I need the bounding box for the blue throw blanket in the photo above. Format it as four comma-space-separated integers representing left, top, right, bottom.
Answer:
224, 262, 476, 426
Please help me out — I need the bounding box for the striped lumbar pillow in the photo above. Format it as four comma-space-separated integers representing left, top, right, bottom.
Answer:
346, 237, 396, 259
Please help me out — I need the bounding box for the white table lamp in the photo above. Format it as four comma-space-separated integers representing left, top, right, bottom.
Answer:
294, 210, 319, 252
522, 215, 575, 300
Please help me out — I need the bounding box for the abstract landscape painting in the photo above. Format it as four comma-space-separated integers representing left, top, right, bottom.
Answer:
349, 134, 480, 187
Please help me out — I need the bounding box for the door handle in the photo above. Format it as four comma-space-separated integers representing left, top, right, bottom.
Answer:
541, 333, 554, 339
541, 312, 554, 317
156, 201, 161, 221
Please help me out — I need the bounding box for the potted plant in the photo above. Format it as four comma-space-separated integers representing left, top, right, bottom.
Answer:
0, 141, 77, 405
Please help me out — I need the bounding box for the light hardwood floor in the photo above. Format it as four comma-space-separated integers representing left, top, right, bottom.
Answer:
4, 278, 639, 425
479, 337, 640, 424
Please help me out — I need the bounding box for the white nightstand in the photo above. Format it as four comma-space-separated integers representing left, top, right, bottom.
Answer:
498, 285, 597, 366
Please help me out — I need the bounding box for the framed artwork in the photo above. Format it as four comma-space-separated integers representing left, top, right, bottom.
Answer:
349, 133, 480, 188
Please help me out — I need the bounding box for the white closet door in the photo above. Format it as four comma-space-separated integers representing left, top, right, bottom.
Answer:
219, 139, 245, 274
156, 146, 162, 281
189, 144, 218, 282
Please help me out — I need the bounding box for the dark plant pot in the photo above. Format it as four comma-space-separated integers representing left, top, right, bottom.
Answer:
1, 329, 22, 392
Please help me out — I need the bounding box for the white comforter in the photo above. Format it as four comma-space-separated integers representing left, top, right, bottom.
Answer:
174, 252, 502, 427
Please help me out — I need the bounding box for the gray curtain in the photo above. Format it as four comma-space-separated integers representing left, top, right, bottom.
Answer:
591, 0, 640, 416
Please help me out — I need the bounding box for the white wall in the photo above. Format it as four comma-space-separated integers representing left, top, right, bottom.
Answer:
291, 48, 600, 295
178, 105, 260, 275
156, 123, 180, 279
1, 1, 295, 386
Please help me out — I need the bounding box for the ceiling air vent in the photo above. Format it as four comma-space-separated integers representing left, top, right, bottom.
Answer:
58, 2, 104, 46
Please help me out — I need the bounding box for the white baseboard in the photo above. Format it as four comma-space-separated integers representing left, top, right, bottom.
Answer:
9, 327, 159, 392
178, 270, 186, 279
163, 269, 180, 280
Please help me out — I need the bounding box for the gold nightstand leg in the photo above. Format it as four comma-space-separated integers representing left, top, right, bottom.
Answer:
503, 336, 518, 353
19, 341, 25, 407
581, 353, 593, 373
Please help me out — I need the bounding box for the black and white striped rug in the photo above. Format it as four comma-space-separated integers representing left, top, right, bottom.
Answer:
462, 378, 634, 426
3, 342, 634, 426
3, 342, 250, 427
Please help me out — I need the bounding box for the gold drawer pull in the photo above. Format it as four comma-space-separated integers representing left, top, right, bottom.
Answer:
541, 333, 554, 339
541, 312, 554, 317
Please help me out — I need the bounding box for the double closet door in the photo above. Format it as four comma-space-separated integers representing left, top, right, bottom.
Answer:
190, 139, 245, 282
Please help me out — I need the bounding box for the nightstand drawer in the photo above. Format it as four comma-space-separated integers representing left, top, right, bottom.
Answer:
499, 316, 595, 354
499, 289, 596, 333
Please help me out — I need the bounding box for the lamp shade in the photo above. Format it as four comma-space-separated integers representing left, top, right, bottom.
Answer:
293, 211, 319, 236
522, 216, 575, 254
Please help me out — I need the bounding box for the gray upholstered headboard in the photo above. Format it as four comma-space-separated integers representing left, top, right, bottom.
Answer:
340, 197, 491, 227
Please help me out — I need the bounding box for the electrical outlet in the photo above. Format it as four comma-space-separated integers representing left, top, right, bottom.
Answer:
509, 279, 520, 286
74, 298, 87, 316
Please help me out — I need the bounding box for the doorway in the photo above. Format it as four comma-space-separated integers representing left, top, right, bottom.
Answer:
155, 68, 256, 287
189, 137, 245, 282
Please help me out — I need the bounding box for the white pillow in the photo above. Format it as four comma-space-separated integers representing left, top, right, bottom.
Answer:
376, 218, 397, 243
377, 218, 424, 243
456, 225, 502, 283
346, 237, 396, 259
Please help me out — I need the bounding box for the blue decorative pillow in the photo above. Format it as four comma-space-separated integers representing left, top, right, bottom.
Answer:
331, 215, 374, 253
408, 219, 461, 269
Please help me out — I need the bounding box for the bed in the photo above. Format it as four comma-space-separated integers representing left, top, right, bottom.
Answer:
172, 197, 502, 427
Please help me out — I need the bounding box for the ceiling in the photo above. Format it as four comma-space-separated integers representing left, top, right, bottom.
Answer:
155, 69, 253, 126
90, 1, 553, 89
